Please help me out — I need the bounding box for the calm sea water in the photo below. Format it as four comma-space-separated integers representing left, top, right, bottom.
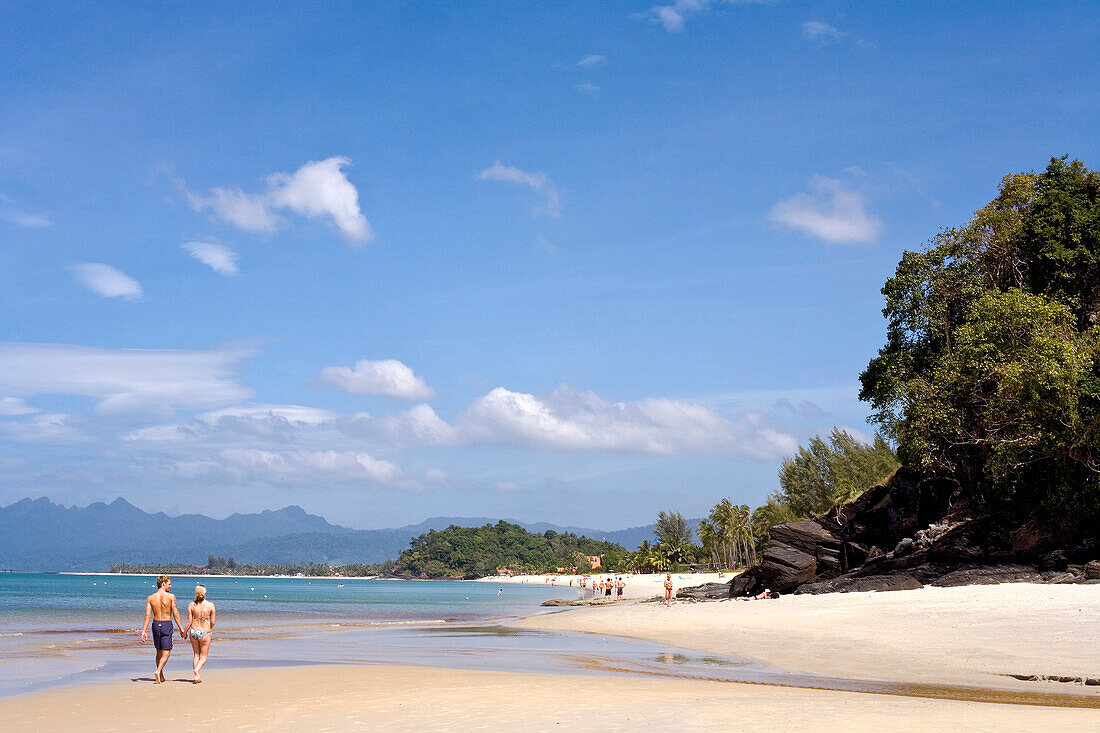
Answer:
0, 572, 568, 631
0, 573, 759, 699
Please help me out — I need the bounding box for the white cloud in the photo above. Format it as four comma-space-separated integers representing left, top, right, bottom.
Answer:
182, 241, 240, 276
185, 186, 279, 233
266, 157, 373, 244
0, 194, 51, 228
2, 210, 51, 228
218, 448, 402, 484
643, 1, 769, 33
317, 359, 435, 401
769, 175, 882, 243
0, 412, 87, 443
478, 162, 562, 218
0, 342, 257, 416
0, 397, 39, 416
342, 404, 459, 446
197, 403, 338, 426
69, 263, 144, 300
123, 403, 340, 444
575, 83, 601, 94
123, 382, 796, 460
802, 20, 846, 42
577, 54, 606, 67
457, 384, 797, 458
183, 157, 372, 245
649, 0, 705, 31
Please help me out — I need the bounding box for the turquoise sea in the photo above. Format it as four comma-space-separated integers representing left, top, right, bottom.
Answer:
0, 573, 758, 698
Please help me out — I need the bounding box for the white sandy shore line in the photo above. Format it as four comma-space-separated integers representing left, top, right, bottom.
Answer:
3, 579, 1098, 731
477, 570, 730, 598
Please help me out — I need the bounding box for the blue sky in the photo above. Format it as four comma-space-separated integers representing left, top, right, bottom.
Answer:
1, 1, 1098, 529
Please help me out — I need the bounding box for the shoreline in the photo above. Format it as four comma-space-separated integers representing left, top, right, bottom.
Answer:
3, 580, 1098, 730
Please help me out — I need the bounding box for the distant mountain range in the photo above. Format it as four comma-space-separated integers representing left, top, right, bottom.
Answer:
0, 497, 664, 571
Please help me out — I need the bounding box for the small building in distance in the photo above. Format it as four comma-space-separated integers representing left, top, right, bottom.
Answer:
586, 555, 603, 569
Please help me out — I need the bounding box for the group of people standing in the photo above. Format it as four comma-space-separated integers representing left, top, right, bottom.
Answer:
580, 575, 626, 600
139, 575, 216, 684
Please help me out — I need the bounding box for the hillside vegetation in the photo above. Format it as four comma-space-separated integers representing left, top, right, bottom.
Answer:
391, 521, 626, 579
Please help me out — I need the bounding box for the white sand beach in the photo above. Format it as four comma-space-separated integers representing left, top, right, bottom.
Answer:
3, 581, 1098, 732
478, 569, 730, 598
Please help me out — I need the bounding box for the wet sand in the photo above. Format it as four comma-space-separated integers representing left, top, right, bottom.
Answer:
4, 664, 1100, 732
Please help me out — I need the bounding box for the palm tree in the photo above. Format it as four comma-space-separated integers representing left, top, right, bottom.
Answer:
697, 519, 719, 570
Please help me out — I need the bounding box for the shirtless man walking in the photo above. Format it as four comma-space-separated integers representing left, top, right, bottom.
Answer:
140, 575, 185, 684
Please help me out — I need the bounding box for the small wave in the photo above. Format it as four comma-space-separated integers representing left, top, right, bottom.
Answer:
0, 632, 24, 637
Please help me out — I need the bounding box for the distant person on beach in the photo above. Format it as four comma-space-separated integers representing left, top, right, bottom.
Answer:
604, 578, 612, 598
737, 589, 779, 601
140, 575, 184, 684
615, 577, 624, 600
663, 573, 673, 607
182, 584, 216, 683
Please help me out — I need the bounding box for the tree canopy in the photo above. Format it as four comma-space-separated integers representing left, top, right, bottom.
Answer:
392, 521, 625, 579
860, 157, 1100, 522
775, 428, 899, 519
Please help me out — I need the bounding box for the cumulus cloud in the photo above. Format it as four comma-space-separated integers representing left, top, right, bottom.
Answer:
266, 157, 373, 244
125, 382, 795, 460
69, 263, 144, 300
317, 359, 434, 401
577, 54, 606, 67
0, 342, 257, 417
457, 385, 796, 458
769, 175, 882, 243
182, 241, 240, 276
183, 157, 373, 245
478, 162, 561, 218
342, 404, 459, 446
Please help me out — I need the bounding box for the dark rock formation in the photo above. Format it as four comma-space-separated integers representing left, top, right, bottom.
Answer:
796, 573, 924, 595
728, 468, 1100, 597
675, 582, 731, 601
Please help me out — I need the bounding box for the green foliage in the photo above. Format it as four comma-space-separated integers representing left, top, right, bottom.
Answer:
391, 521, 625, 579
750, 499, 797, 547
697, 499, 755, 570
774, 428, 899, 519
860, 157, 1100, 520
654, 510, 692, 546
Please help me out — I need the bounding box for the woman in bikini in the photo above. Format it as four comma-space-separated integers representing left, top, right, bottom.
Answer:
183, 584, 216, 683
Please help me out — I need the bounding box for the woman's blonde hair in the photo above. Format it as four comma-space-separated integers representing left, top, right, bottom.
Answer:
194, 584, 207, 603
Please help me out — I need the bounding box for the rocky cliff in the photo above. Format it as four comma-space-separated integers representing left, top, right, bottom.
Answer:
717, 469, 1100, 598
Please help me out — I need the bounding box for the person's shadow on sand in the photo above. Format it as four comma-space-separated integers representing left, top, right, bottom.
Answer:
130, 676, 192, 684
